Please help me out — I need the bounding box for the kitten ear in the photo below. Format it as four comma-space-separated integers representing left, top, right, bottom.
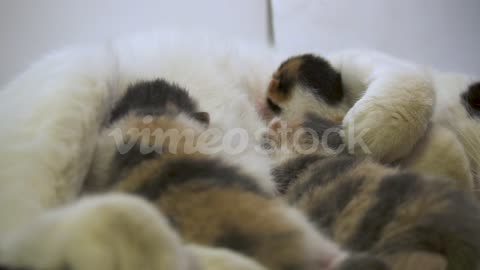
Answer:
298, 54, 344, 105
192, 112, 210, 126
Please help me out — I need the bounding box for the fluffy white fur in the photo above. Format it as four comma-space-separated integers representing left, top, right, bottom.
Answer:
0, 45, 114, 238
186, 245, 267, 270
431, 71, 480, 189
328, 50, 435, 163
401, 125, 473, 190
0, 194, 195, 270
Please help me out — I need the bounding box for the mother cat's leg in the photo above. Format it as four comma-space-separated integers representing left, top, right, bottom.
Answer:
400, 125, 474, 191
0, 45, 116, 240
0, 194, 195, 270
331, 51, 435, 163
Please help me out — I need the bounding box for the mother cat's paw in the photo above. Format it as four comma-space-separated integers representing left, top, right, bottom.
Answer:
342, 70, 434, 163
0, 194, 193, 270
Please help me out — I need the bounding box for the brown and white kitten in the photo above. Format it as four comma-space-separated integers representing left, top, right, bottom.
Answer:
265, 112, 480, 270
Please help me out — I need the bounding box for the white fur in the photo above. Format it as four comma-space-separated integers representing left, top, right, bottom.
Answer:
401, 125, 473, 189
323, 50, 477, 188
431, 71, 480, 187
0, 45, 115, 238
187, 245, 267, 270
0, 194, 195, 270
329, 50, 435, 163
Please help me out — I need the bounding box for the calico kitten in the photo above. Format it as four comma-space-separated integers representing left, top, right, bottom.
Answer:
264, 53, 475, 191
87, 79, 381, 270
267, 113, 480, 270
264, 54, 348, 125
263, 52, 436, 163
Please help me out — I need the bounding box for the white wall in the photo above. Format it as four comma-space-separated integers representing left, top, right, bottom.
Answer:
0, 0, 269, 85
273, 0, 480, 76
1, 0, 479, 86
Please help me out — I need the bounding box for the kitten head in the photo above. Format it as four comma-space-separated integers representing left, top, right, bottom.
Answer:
86, 79, 211, 191
109, 79, 209, 126
106, 79, 212, 159
264, 54, 347, 124
262, 113, 345, 163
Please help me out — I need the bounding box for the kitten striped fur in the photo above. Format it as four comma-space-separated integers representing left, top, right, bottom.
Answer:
271, 113, 480, 270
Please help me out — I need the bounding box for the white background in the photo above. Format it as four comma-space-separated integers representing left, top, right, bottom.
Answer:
1, 0, 478, 86
272, 0, 480, 75
0, 0, 269, 85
